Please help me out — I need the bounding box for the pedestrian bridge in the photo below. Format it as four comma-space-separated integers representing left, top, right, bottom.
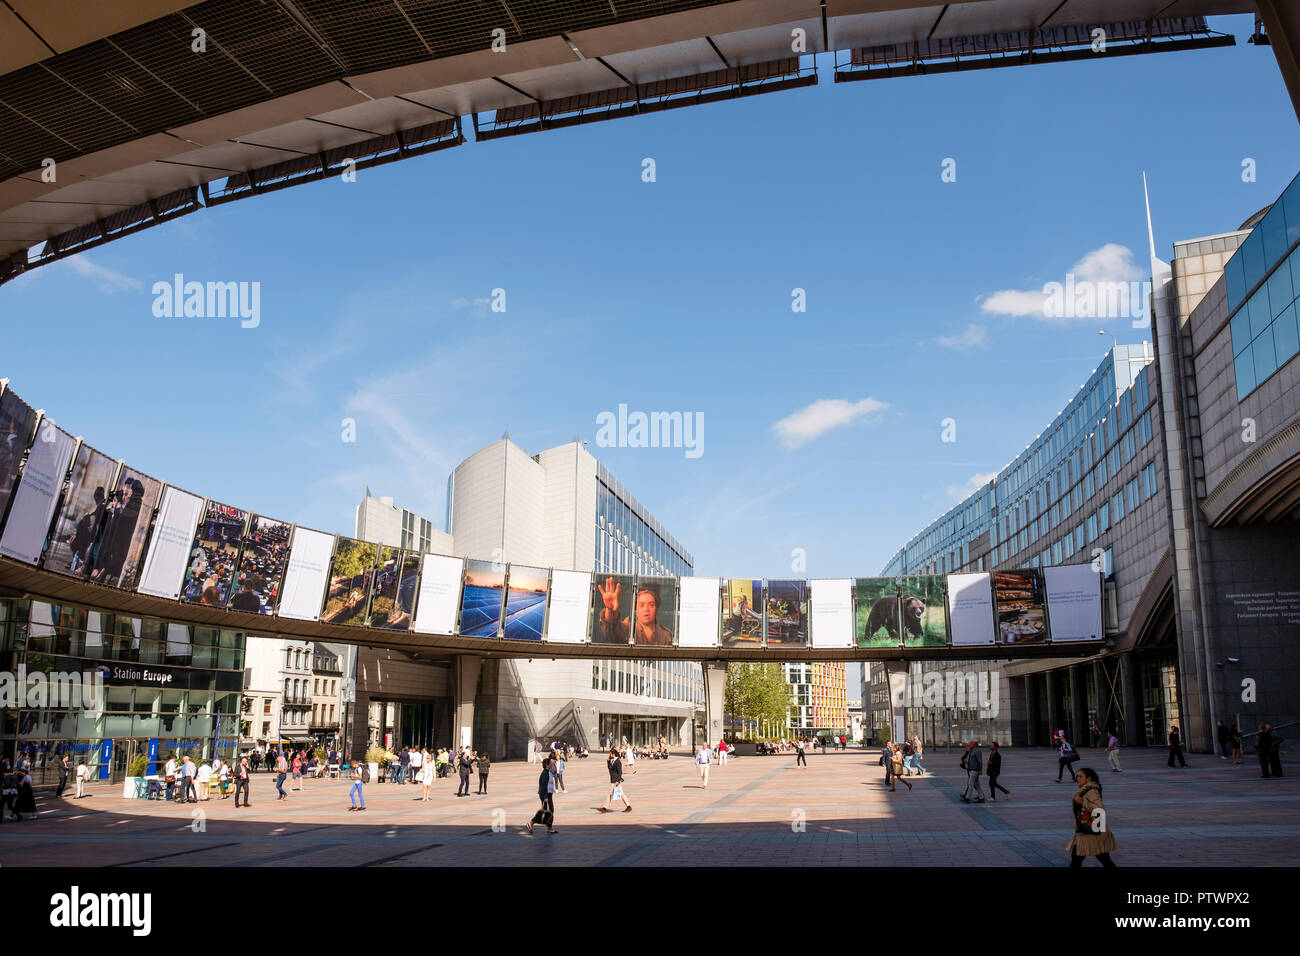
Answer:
0, 379, 1110, 665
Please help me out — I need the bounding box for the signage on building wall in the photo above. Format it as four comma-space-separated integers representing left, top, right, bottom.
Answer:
104, 663, 181, 687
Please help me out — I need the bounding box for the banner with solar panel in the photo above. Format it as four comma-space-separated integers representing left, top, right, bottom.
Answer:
459, 559, 505, 637
503, 564, 547, 641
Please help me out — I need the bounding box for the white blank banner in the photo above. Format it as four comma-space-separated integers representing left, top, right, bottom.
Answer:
278, 527, 335, 621
810, 578, 854, 648
136, 487, 203, 599
544, 569, 591, 643
0, 425, 76, 564
1044, 564, 1104, 641
412, 553, 464, 635
677, 576, 720, 647
948, 572, 996, 645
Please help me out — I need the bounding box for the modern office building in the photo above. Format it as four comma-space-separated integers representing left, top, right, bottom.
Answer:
355, 491, 453, 556
871, 173, 1300, 752
1, 596, 244, 785
349, 438, 704, 759
784, 661, 849, 741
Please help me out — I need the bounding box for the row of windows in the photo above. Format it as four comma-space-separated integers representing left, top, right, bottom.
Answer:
596, 480, 692, 579
1231, 243, 1300, 399
591, 659, 704, 705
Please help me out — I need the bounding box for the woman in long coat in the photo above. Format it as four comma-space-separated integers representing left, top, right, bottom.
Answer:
1067, 767, 1117, 866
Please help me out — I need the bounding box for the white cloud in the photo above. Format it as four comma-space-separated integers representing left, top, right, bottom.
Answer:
945, 471, 998, 501
936, 323, 989, 350
63, 255, 143, 292
980, 243, 1143, 320
771, 398, 888, 450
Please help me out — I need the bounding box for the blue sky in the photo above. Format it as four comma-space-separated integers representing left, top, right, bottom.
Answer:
3, 15, 1297, 684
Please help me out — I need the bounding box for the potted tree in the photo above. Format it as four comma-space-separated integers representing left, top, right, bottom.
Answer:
365, 745, 386, 785
122, 753, 149, 798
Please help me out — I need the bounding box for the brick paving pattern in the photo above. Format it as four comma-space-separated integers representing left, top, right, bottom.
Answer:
3, 747, 1296, 866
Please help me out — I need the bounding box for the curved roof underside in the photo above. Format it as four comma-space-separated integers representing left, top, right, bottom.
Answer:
0, 0, 1251, 284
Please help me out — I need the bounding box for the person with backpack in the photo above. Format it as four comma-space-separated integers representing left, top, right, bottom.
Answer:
348, 760, 368, 811
1056, 734, 1080, 782
527, 756, 557, 834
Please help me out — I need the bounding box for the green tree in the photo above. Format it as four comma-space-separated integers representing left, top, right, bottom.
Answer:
332, 541, 374, 578
725, 663, 794, 740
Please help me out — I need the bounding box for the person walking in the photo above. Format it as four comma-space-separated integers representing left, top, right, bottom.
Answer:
901, 738, 916, 775
987, 741, 1010, 800
75, 761, 88, 799
234, 756, 251, 808
1217, 721, 1231, 761
1056, 734, 1079, 782
1105, 730, 1122, 772
717, 738, 729, 766
419, 753, 434, 802
624, 743, 637, 774
274, 751, 289, 800
291, 752, 303, 791
795, 737, 807, 769
55, 755, 70, 799
1266, 725, 1284, 777
196, 760, 212, 801
553, 752, 567, 793
181, 755, 197, 802
476, 752, 491, 794
348, 760, 367, 811
912, 735, 926, 775
602, 749, 631, 813
1066, 767, 1118, 867
456, 748, 474, 797
695, 742, 713, 789
527, 757, 557, 834
1230, 725, 1243, 765
164, 755, 178, 802
1167, 725, 1187, 768
889, 745, 912, 792
960, 740, 984, 803
880, 741, 893, 786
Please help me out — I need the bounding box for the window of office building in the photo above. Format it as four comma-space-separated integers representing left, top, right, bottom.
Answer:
1226, 171, 1300, 400
1097, 504, 1110, 534
1112, 492, 1125, 523
1127, 478, 1141, 512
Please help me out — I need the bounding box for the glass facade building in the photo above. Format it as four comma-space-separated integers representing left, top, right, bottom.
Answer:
1226, 170, 1300, 400
595, 463, 693, 578
1, 597, 245, 786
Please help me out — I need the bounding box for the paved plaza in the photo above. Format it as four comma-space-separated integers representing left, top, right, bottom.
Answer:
4, 747, 1296, 866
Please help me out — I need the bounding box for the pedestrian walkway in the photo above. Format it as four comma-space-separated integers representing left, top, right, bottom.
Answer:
3, 748, 1294, 866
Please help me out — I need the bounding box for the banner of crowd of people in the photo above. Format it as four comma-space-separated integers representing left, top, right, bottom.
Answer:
0, 382, 1105, 647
